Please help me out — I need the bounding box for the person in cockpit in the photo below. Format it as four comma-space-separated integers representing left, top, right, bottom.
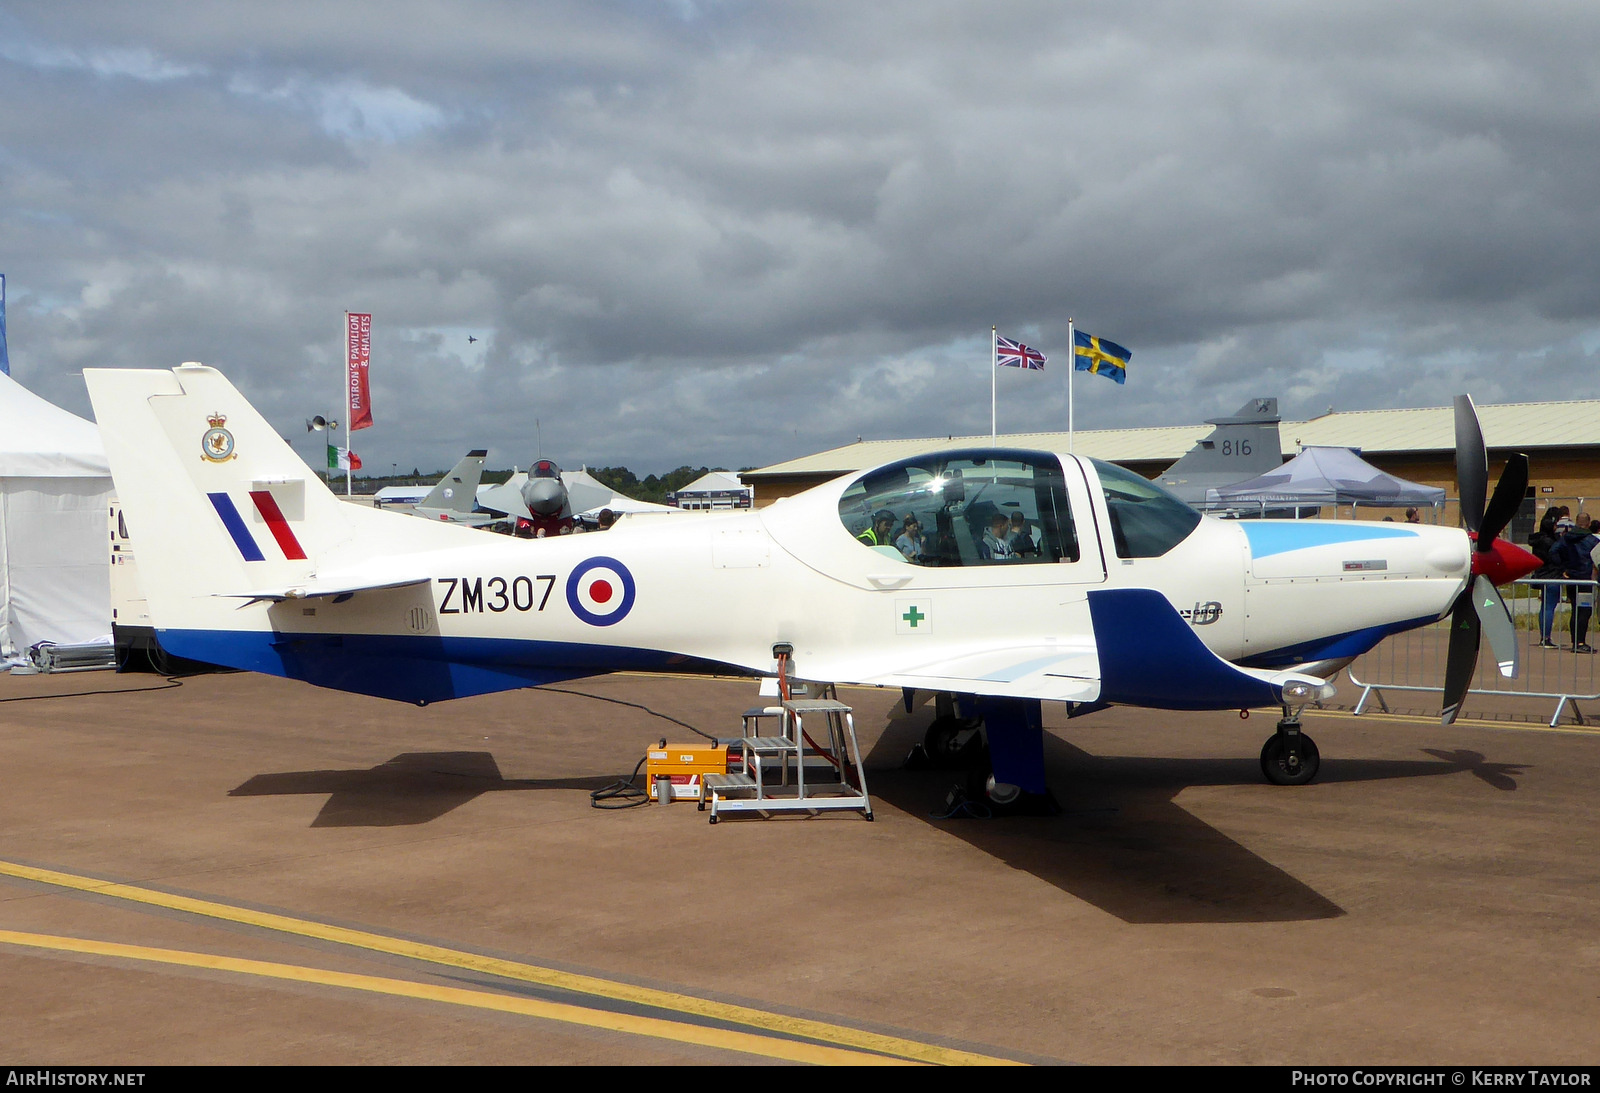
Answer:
858, 509, 896, 547
1007, 511, 1039, 557
895, 516, 925, 560
979, 513, 1018, 561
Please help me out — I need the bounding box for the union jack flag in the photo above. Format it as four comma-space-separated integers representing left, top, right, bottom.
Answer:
996, 335, 1046, 370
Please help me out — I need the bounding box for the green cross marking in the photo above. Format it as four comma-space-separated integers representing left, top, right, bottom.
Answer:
902, 605, 925, 628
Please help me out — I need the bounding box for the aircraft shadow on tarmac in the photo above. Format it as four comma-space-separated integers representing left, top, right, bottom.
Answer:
229, 751, 610, 827
864, 716, 1527, 925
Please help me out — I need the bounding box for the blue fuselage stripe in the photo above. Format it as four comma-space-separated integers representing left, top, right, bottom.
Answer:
1237, 613, 1439, 668
208, 492, 265, 561
156, 628, 748, 704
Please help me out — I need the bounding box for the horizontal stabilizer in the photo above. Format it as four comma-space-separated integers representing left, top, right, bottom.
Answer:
219, 574, 432, 603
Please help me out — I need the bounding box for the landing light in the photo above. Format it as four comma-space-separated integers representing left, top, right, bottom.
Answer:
1282, 679, 1335, 702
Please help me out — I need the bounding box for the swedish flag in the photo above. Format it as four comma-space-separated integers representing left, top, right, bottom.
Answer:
1073, 329, 1130, 385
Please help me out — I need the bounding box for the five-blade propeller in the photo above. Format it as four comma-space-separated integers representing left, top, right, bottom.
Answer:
1442, 396, 1534, 724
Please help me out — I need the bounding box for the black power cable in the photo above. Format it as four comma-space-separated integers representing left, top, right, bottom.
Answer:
589, 738, 663, 810
536, 688, 723, 811
539, 686, 717, 742
0, 675, 185, 703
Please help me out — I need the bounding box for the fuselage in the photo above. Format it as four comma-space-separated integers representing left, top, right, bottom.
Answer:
155, 448, 1469, 702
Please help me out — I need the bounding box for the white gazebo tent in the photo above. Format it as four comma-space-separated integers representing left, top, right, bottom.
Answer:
0, 372, 113, 664
1205, 445, 1447, 517
672, 471, 753, 510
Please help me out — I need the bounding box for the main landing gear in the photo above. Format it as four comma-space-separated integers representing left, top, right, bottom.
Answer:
1259, 707, 1320, 786
907, 694, 1059, 816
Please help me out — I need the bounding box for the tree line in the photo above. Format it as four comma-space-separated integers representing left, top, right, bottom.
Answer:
336, 464, 752, 501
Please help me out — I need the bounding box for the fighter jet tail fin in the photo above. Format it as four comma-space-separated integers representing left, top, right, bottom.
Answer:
1157, 397, 1284, 501
415, 450, 488, 518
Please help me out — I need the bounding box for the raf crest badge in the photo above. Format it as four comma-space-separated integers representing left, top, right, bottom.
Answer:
201, 413, 236, 462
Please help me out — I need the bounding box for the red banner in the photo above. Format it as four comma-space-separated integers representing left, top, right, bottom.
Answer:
346, 312, 373, 431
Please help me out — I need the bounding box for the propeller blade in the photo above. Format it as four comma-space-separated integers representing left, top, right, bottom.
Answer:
1478, 453, 1529, 552
1453, 395, 1487, 535
1441, 587, 1480, 725
1471, 574, 1519, 678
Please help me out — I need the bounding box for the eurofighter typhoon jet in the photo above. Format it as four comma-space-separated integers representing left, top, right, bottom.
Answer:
86, 364, 1538, 807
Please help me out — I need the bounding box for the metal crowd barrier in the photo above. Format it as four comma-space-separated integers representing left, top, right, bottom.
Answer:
1346, 578, 1600, 727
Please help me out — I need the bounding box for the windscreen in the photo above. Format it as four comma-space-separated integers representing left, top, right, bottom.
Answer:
1091, 458, 1202, 558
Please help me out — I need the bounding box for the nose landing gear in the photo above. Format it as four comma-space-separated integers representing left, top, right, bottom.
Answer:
1260, 707, 1320, 785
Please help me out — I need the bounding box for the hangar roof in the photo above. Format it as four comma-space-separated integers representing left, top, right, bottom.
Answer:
742, 398, 1600, 481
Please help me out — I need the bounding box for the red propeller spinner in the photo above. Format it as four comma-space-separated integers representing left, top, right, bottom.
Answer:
1467, 532, 1541, 587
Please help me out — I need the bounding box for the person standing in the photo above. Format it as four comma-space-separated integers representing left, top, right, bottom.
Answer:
1529, 509, 1564, 649
1553, 514, 1598, 653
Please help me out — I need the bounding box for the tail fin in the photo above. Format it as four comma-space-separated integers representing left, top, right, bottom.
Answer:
85, 364, 472, 635
1157, 397, 1284, 501
415, 450, 488, 520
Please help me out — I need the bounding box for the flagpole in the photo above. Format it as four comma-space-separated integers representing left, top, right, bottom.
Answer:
343, 311, 352, 497
1067, 317, 1075, 454
990, 326, 997, 440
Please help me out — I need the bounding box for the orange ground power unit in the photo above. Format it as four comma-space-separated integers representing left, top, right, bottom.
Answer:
646, 743, 734, 802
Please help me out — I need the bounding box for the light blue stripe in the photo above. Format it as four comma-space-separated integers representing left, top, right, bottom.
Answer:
1242, 522, 1418, 559
977, 654, 1071, 682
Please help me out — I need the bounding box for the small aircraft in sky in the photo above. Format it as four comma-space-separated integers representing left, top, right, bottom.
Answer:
86, 364, 1538, 806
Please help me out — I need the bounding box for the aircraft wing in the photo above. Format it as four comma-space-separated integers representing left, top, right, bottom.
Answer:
476, 478, 530, 519
565, 477, 615, 516
829, 587, 1340, 708
848, 644, 1102, 703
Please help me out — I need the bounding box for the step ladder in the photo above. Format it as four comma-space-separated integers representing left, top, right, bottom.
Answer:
701, 694, 873, 823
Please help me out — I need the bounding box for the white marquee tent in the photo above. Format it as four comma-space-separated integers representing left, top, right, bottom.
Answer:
0, 372, 112, 664
1204, 445, 1447, 512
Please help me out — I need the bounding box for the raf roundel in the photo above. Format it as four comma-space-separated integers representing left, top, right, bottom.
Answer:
566, 557, 636, 626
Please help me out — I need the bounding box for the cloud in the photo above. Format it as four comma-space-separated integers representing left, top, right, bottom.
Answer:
0, 33, 204, 82
3, 1, 1600, 478
227, 73, 449, 143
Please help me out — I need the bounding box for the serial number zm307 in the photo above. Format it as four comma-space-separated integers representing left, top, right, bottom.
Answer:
438, 575, 557, 614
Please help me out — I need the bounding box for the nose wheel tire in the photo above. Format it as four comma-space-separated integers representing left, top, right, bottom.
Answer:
1260, 732, 1320, 786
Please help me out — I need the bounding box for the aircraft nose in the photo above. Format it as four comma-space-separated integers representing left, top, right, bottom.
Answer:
522, 477, 567, 516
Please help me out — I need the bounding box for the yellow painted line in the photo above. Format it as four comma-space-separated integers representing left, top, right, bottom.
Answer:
0, 929, 900, 1066
1304, 708, 1600, 737
0, 860, 1015, 1066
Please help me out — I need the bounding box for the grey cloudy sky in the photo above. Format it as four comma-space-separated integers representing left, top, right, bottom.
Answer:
3, 1, 1597, 476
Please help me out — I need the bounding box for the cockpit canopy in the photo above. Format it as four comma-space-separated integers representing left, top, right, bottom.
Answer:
530, 459, 561, 479
837, 449, 1079, 567
837, 449, 1202, 566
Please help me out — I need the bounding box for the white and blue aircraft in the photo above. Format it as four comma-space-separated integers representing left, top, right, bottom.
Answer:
86, 364, 1537, 804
